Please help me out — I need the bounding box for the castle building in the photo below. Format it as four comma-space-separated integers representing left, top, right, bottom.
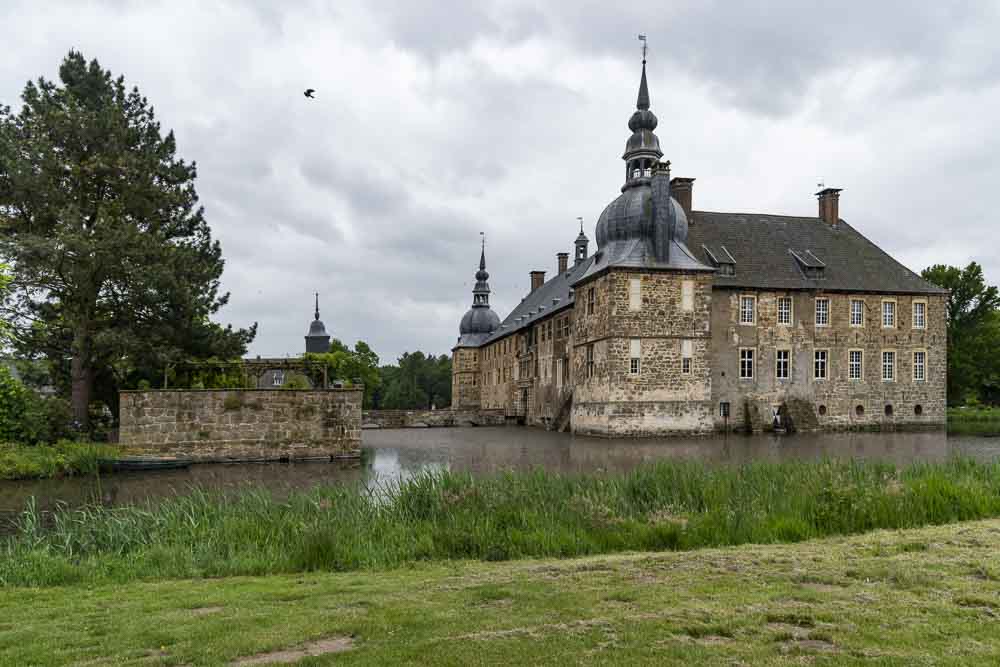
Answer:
451, 57, 947, 436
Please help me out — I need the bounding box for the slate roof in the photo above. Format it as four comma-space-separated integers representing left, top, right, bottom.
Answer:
467, 211, 945, 349
481, 256, 595, 346
687, 211, 947, 295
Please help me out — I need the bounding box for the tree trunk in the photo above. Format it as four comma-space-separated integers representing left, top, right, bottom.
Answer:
70, 331, 92, 432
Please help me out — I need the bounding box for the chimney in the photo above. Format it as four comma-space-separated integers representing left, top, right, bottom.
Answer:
670, 177, 695, 220
557, 252, 569, 275
530, 270, 546, 292
816, 187, 842, 226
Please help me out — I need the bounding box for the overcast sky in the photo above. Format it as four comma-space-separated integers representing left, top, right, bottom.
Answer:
3, 1, 999, 364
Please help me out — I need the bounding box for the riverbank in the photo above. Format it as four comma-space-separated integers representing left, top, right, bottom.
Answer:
948, 406, 1000, 435
1, 519, 998, 665
0, 441, 119, 480
4, 458, 1000, 587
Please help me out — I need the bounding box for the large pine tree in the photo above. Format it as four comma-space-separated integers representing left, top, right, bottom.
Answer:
0, 51, 255, 429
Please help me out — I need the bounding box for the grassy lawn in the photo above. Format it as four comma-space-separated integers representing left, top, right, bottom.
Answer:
948, 407, 1000, 435
0, 519, 998, 665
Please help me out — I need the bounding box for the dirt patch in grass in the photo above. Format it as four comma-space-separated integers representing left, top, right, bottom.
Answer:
190, 606, 223, 616
230, 637, 354, 665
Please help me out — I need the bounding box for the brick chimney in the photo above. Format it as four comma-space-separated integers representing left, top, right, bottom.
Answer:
557, 252, 569, 275
530, 270, 546, 292
670, 177, 695, 220
816, 187, 842, 226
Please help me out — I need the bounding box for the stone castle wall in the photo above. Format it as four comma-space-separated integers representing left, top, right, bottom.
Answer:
572, 270, 716, 436
362, 408, 505, 428
711, 290, 947, 431
119, 389, 362, 461
451, 348, 481, 409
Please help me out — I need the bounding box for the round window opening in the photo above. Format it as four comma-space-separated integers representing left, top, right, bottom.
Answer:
818, 405, 827, 416
855, 405, 865, 417
914, 404, 923, 416
885, 404, 894, 417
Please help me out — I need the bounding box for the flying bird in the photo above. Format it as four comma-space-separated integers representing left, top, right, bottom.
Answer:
303, 88, 315, 99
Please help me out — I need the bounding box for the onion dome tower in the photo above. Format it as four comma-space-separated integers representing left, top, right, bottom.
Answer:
457, 240, 500, 347
305, 293, 331, 353
575, 50, 712, 283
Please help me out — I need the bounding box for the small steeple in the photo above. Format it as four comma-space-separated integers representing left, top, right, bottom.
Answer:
305, 292, 331, 354
636, 60, 650, 111
575, 217, 589, 265
472, 234, 491, 307
314, 292, 320, 321
622, 37, 663, 191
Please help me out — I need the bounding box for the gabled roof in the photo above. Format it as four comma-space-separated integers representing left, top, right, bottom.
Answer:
687, 212, 947, 295
480, 256, 596, 346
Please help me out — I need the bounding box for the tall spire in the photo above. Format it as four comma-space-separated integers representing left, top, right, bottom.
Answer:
314, 292, 320, 320
473, 235, 491, 307
622, 37, 662, 191
637, 62, 650, 111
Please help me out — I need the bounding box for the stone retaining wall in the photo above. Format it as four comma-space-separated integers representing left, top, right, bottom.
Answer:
361, 408, 505, 429
119, 389, 362, 461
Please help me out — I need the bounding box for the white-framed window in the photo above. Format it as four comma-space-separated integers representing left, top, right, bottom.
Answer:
628, 278, 642, 311
740, 295, 756, 325
912, 301, 926, 329
815, 298, 830, 326
586, 344, 595, 378
849, 349, 863, 380
882, 350, 896, 382
777, 296, 792, 325
913, 350, 926, 382
681, 280, 695, 312
633, 168, 641, 179
882, 300, 896, 328
776, 349, 790, 380
814, 349, 828, 380
739, 348, 755, 379
643, 167, 652, 177
272, 371, 285, 386
850, 299, 864, 327
681, 339, 693, 375
556, 358, 563, 389
629, 338, 641, 375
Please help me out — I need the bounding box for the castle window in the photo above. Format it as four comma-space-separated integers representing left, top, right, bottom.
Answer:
815, 298, 830, 326
913, 350, 926, 382
272, 371, 284, 386
643, 167, 651, 177
586, 344, 595, 378
682, 280, 695, 312
629, 338, 641, 375
739, 348, 755, 379
681, 340, 693, 375
775, 349, 790, 380
587, 288, 595, 315
629, 278, 642, 311
777, 296, 792, 325
849, 349, 863, 380
633, 168, 641, 179
882, 300, 896, 328
814, 349, 828, 380
556, 359, 564, 389
850, 299, 864, 327
740, 295, 756, 325
912, 301, 926, 329
882, 350, 896, 382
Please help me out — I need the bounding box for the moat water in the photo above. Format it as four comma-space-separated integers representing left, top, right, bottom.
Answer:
2, 427, 999, 533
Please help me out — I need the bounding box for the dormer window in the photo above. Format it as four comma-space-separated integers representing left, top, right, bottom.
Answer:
703, 244, 736, 277
791, 250, 826, 280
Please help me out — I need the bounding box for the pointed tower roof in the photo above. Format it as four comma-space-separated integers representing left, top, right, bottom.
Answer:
457, 238, 500, 347
305, 292, 331, 353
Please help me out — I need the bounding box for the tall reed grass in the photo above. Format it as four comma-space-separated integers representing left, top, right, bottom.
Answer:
3, 458, 1000, 587
0, 441, 118, 480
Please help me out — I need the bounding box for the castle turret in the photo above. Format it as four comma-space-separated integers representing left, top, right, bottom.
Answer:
305, 293, 331, 353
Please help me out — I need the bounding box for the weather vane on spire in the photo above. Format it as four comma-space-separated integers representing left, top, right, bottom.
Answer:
577, 216, 584, 233
480, 230, 485, 251
638, 34, 647, 62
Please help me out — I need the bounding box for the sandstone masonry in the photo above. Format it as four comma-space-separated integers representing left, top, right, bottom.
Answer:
119, 389, 362, 461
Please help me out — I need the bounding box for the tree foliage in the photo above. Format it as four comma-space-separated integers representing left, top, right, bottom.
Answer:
922, 262, 1000, 405
0, 51, 255, 429
304, 339, 381, 408
376, 351, 452, 410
